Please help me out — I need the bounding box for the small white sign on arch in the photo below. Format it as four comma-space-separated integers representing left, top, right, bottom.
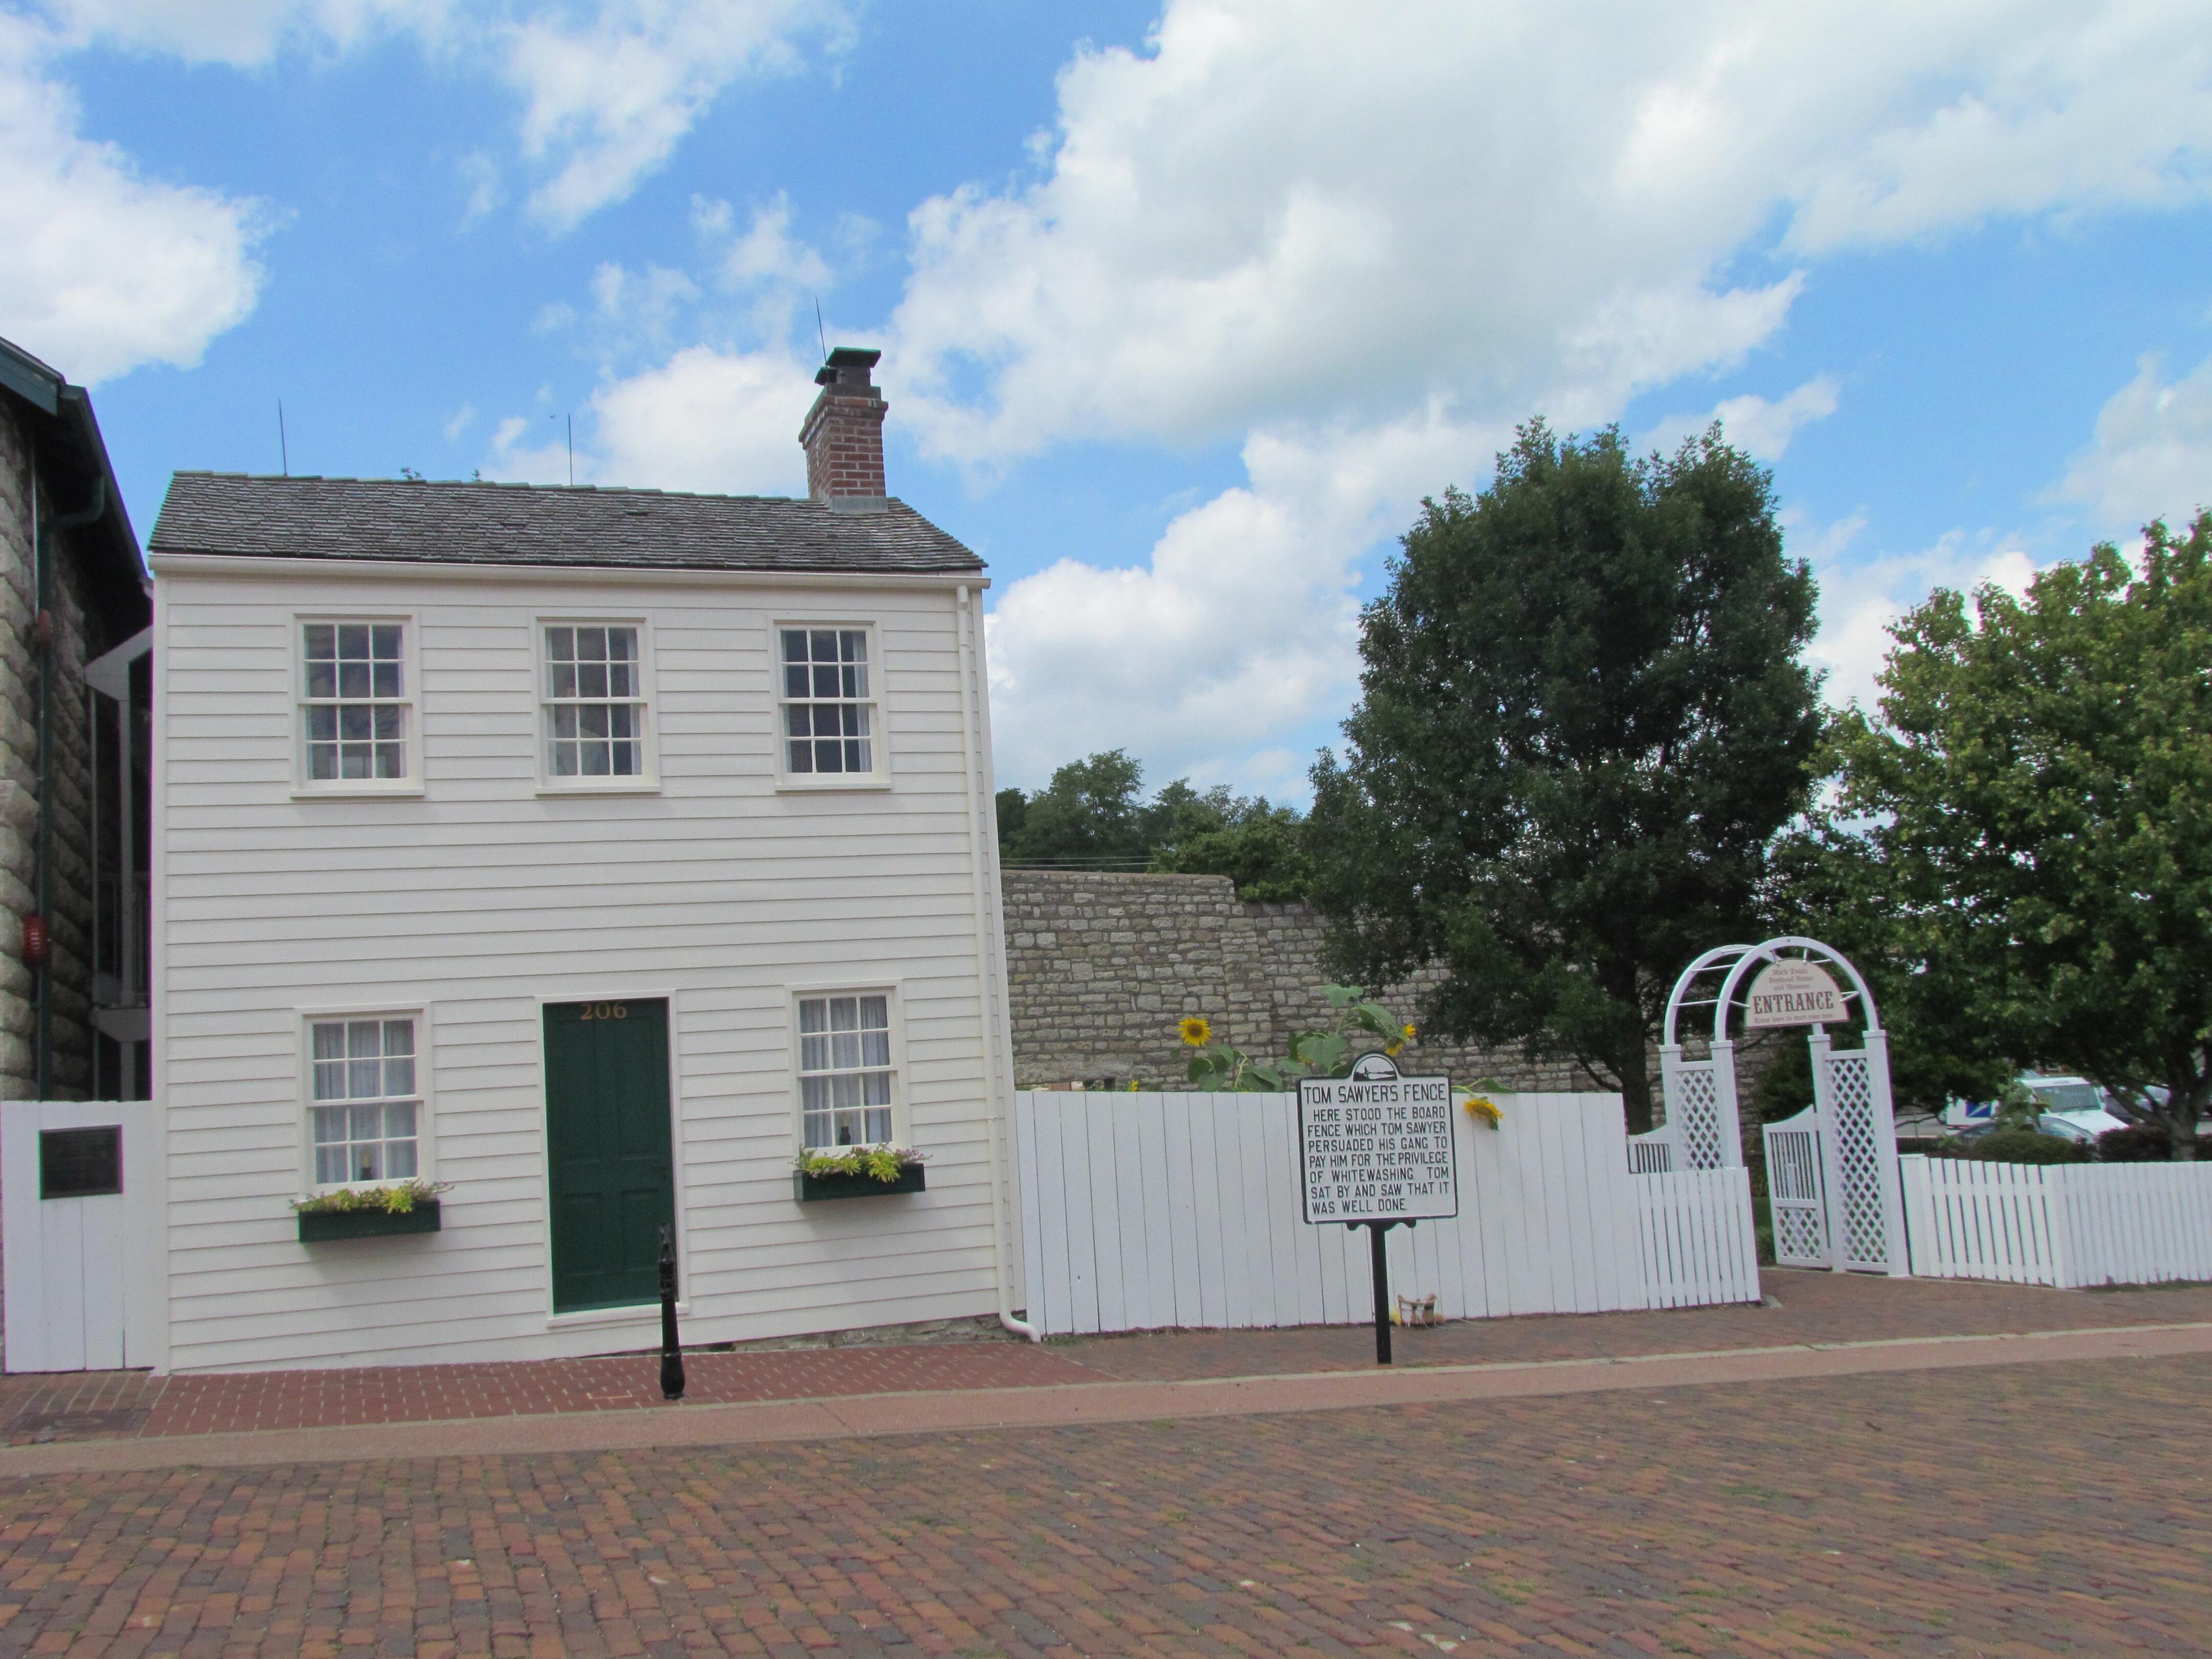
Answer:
1635, 936, 1908, 1277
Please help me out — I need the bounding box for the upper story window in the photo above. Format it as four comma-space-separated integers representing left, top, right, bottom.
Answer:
798, 992, 895, 1149
309, 1016, 422, 1187
779, 626, 878, 779
541, 623, 654, 786
300, 620, 415, 790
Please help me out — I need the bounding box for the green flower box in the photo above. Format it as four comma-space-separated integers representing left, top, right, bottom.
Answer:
796, 1165, 926, 1203
298, 1200, 442, 1243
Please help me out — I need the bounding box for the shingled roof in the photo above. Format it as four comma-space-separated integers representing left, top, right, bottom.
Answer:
148, 473, 985, 576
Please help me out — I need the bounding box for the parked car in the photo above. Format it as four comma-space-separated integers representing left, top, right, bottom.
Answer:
2021, 1074, 2116, 1115
2034, 1108, 2131, 1144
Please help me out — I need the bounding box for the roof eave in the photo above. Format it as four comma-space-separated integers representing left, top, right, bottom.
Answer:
148, 550, 991, 592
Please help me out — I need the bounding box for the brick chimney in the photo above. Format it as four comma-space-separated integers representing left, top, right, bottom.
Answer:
800, 346, 888, 509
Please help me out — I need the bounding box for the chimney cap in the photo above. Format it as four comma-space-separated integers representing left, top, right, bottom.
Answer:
815, 346, 882, 388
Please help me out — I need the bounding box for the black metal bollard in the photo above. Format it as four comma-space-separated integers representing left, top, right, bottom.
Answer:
658, 1223, 686, 1401
1368, 1221, 1392, 1366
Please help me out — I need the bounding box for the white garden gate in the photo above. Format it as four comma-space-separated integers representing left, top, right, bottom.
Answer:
1647, 937, 1908, 1275
2, 1100, 164, 1372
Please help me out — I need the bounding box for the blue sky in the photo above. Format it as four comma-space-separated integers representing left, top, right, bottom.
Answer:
7, 1, 2210, 798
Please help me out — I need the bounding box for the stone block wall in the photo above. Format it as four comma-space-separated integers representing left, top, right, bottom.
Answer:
1001, 869, 1585, 1092
0, 401, 103, 1100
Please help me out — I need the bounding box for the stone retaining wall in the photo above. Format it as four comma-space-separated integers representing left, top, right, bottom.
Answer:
1001, 869, 1585, 1092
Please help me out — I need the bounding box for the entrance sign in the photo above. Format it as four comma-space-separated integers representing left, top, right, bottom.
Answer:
1744, 959, 1844, 1028
1297, 1052, 1458, 1223
1659, 936, 1908, 1277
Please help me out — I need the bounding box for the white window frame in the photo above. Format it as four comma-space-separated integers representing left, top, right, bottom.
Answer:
534, 616, 660, 793
774, 620, 890, 789
790, 983, 907, 1153
291, 613, 423, 797
298, 1005, 433, 1194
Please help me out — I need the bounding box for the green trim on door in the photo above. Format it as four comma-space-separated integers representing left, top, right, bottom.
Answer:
544, 997, 675, 1315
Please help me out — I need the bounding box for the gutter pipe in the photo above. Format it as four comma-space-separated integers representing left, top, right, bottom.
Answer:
955, 582, 1039, 1342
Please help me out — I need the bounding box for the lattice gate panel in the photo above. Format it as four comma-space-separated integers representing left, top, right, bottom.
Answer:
1661, 1060, 1725, 1171
1762, 1106, 1828, 1268
1822, 1048, 1892, 1271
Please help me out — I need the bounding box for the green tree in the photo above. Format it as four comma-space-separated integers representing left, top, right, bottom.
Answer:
1155, 805, 1309, 901
994, 786, 1029, 850
1764, 807, 2018, 1120
1002, 749, 1150, 865
999, 751, 1312, 896
1306, 421, 1821, 1131
1824, 514, 2212, 1157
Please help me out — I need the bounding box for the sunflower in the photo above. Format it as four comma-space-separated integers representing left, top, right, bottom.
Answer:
1462, 1094, 1504, 1129
1402, 1023, 1416, 1041
1384, 1041, 1403, 1058
1178, 1016, 1213, 1047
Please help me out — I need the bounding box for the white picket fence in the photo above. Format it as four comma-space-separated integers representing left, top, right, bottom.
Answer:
1899, 1154, 2212, 1289
1013, 1090, 1761, 1336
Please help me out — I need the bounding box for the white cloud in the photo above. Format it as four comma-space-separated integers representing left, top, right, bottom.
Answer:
915, 0, 2212, 785
891, 0, 2212, 473
486, 343, 815, 495
2054, 352, 2212, 535
37, 0, 446, 66
1799, 514, 2041, 711
1642, 375, 1842, 463
985, 402, 1506, 788
441, 401, 475, 439
503, 0, 853, 229
0, 13, 266, 382
701, 191, 830, 290
588, 343, 813, 493
41, 1, 850, 229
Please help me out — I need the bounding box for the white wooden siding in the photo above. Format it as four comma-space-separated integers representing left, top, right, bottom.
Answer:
155, 567, 1006, 1372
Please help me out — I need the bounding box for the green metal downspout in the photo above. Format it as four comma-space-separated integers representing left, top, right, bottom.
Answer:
35, 465, 107, 1099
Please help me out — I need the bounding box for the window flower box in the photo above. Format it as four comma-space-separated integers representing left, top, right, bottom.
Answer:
793, 1147, 926, 1203
298, 1200, 442, 1242
293, 1178, 449, 1242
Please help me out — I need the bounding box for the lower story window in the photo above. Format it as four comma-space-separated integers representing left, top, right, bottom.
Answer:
798, 993, 893, 1149
310, 1017, 421, 1184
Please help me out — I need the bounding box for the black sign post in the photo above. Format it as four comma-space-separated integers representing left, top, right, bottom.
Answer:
1297, 1052, 1457, 1368
657, 1223, 686, 1402
1360, 1218, 1406, 1365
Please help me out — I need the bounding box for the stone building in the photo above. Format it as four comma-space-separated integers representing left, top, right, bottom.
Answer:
0, 336, 152, 1101
1001, 869, 1586, 1092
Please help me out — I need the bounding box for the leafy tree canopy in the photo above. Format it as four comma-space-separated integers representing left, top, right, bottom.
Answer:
1306, 420, 1822, 1131
998, 748, 1309, 899
1817, 514, 2212, 1156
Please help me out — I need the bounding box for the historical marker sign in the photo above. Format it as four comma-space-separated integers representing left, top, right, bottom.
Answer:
1744, 958, 1846, 1028
1297, 1052, 1459, 1224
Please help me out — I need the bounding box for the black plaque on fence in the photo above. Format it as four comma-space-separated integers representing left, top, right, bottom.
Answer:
40, 1126, 123, 1199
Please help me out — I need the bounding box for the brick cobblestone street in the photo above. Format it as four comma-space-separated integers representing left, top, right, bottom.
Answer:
3, 1346, 2207, 1657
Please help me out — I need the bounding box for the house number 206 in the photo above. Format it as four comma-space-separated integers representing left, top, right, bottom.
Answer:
578, 1002, 629, 1021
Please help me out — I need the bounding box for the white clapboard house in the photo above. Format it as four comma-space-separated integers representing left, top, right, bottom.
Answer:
145, 349, 1027, 1373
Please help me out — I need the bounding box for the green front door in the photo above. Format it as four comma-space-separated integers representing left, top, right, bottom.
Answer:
544, 998, 675, 1313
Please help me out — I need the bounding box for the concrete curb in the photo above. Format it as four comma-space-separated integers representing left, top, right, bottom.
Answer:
5, 1319, 2207, 1478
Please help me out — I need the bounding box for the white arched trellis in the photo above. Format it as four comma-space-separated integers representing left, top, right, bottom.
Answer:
1630, 937, 1908, 1277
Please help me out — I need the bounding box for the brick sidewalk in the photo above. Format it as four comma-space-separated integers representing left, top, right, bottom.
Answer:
1, 1353, 2205, 1656
7, 1267, 2211, 1448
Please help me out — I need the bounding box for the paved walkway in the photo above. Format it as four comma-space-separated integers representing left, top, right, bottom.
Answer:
5, 1270, 2212, 1467
2, 1346, 2206, 1655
